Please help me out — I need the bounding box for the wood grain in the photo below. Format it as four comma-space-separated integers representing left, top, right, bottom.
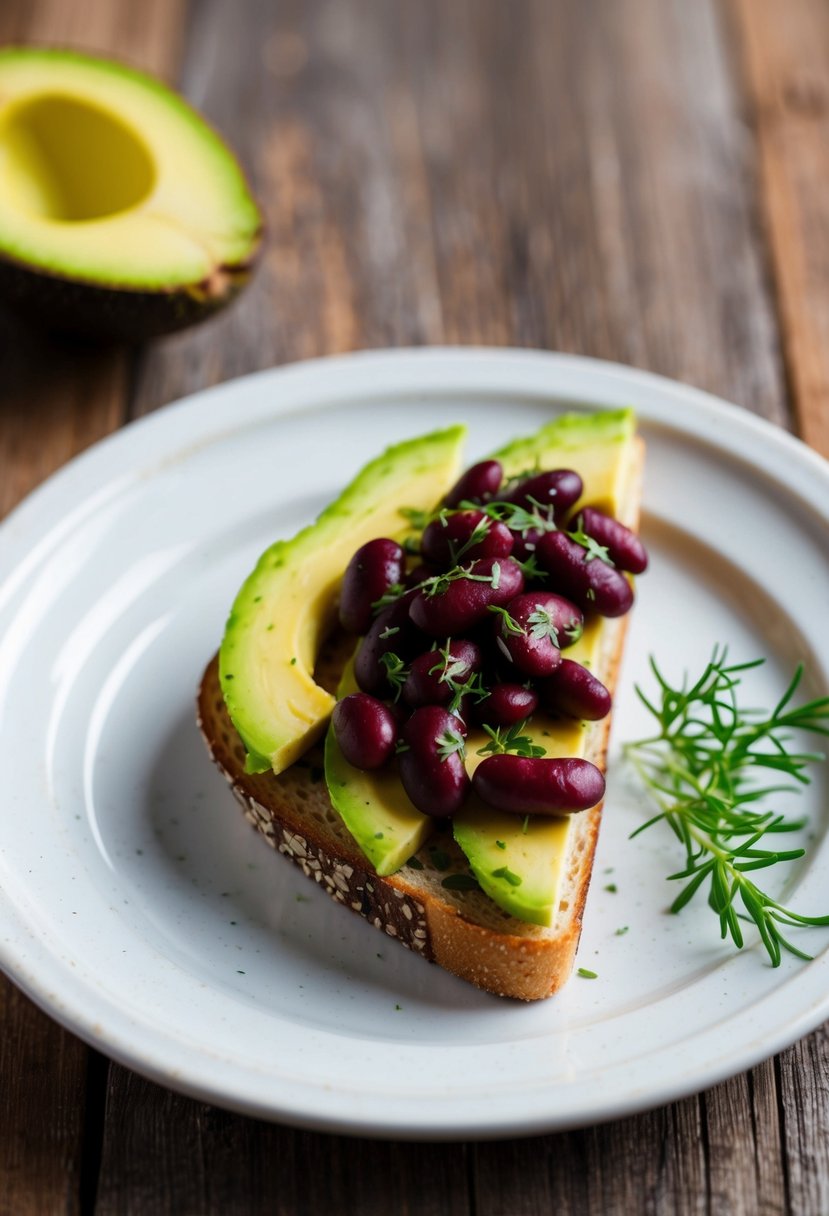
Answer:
0, 1, 189, 1214
3, 0, 829, 1212
729, 0, 829, 456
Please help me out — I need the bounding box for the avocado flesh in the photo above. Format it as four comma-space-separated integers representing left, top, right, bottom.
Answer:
221, 425, 467, 776
0, 48, 261, 336
453, 619, 601, 927
324, 410, 637, 925
325, 660, 434, 876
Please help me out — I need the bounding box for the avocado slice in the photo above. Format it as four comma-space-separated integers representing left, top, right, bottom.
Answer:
221, 425, 467, 775
453, 618, 603, 926
324, 660, 433, 876
322, 410, 638, 925
0, 48, 261, 339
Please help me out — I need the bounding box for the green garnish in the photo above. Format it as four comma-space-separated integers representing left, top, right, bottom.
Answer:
526, 605, 560, 645
567, 519, 613, 565
615, 926, 629, 936
437, 726, 466, 762
577, 968, 598, 979
422, 563, 502, 599
604, 883, 618, 893
372, 582, 406, 611
448, 515, 492, 564
625, 649, 829, 967
477, 720, 546, 759
379, 625, 400, 640
487, 604, 525, 635
380, 651, 409, 699
492, 865, 522, 887
495, 840, 507, 850
398, 505, 434, 530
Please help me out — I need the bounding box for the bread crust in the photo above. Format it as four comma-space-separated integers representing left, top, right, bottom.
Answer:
197, 438, 643, 1001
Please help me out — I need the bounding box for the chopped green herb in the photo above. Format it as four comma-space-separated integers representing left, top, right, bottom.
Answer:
492, 866, 522, 887
488, 604, 525, 635
289, 656, 297, 666
374, 832, 384, 840
437, 726, 466, 761
604, 883, 618, 893
380, 651, 409, 699
379, 625, 401, 640
495, 840, 507, 850
372, 582, 406, 611
577, 967, 598, 979
477, 721, 546, 759
615, 926, 629, 936
522, 815, 530, 835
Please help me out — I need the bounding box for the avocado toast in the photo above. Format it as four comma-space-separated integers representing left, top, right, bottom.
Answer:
198, 410, 645, 1000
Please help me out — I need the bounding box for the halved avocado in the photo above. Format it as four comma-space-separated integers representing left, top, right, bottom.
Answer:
0, 48, 262, 339
220, 425, 467, 776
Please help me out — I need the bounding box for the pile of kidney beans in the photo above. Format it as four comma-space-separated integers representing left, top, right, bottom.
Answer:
331, 458, 648, 820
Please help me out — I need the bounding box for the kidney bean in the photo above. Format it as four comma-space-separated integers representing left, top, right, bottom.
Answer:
421, 510, 514, 567
405, 561, 439, 589
536, 531, 633, 617
503, 469, 583, 521
354, 593, 419, 696
472, 754, 605, 815
332, 694, 398, 769
491, 591, 583, 678
339, 538, 405, 634
541, 659, 611, 721
573, 506, 648, 574
398, 706, 470, 817
403, 639, 482, 708
509, 525, 548, 563
409, 557, 525, 637
443, 460, 503, 508
473, 682, 538, 727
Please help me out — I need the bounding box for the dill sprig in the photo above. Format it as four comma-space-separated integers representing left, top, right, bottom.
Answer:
624, 647, 829, 966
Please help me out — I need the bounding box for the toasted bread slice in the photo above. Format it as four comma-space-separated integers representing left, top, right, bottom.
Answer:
197, 438, 642, 1002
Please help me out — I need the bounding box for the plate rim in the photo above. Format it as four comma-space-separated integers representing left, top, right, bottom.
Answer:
2, 345, 829, 1139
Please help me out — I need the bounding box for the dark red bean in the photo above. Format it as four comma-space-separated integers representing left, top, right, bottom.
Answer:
503, 469, 583, 521
421, 510, 513, 567
354, 593, 419, 696
409, 557, 525, 637
491, 591, 583, 678
403, 639, 482, 708
398, 706, 470, 817
443, 460, 503, 509
536, 532, 633, 617
472, 755, 605, 815
339, 538, 404, 634
405, 561, 439, 589
510, 525, 548, 563
541, 659, 611, 721
332, 694, 398, 769
473, 682, 538, 727
573, 507, 648, 574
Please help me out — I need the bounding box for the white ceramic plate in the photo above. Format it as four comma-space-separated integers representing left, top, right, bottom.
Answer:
1, 349, 828, 1139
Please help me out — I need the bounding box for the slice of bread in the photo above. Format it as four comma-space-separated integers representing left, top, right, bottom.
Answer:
197, 440, 643, 1001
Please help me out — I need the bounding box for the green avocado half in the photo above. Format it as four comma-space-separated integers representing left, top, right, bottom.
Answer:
0, 48, 262, 339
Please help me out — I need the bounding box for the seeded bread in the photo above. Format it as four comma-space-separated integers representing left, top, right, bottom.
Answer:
197, 439, 643, 1001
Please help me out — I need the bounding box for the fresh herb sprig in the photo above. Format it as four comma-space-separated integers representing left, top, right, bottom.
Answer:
625, 648, 829, 966
477, 720, 547, 759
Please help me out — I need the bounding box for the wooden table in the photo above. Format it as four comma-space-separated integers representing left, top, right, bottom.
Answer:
2, 1, 829, 1211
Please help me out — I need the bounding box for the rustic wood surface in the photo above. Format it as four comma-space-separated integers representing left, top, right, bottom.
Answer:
1, 0, 828, 1212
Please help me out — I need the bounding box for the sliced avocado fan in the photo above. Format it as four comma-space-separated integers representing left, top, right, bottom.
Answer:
220, 425, 467, 776
0, 48, 262, 338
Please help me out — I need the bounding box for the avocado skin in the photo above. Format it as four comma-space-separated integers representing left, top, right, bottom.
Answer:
0, 245, 261, 342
